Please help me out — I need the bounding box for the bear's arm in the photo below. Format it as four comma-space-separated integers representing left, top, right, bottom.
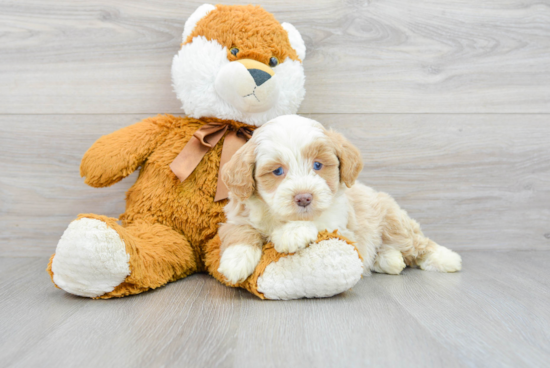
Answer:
80, 116, 169, 188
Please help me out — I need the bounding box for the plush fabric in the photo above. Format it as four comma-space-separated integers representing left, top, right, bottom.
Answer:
185, 5, 301, 64
46, 115, 361, 299
204, 230, 361, 299
47, 4, 364, 300
48, 115, 252, 298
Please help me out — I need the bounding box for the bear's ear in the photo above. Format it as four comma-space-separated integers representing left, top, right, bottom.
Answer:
282, 22, 306, 61
182, 4, 216, 43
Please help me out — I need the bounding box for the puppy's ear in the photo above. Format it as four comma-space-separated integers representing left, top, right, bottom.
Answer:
221, 142, 256, 201
326, 130, 363, 188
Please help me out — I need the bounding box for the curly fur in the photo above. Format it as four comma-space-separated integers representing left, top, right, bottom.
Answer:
217, 115, 461, 282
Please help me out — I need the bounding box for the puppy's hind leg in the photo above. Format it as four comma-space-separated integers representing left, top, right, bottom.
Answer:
414, 240, 462, 273
379, 192, 461, 273
373, 245, 406, 275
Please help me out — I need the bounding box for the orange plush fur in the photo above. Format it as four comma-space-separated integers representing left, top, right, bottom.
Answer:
186, 5, 301, 64
47, 116, 247, 297
46, 114, 356, 298
47, 5, 358, 299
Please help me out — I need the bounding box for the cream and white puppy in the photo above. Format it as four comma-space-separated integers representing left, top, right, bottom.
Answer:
217, 115, 462, 283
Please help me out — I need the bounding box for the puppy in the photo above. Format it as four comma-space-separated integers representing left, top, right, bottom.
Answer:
217, 115, 462, 283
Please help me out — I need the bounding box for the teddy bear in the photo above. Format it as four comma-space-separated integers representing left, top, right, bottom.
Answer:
46, 4, 364, 300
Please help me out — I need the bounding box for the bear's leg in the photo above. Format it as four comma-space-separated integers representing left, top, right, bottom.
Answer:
204, 231, 364, 300
47, 214, 198, 299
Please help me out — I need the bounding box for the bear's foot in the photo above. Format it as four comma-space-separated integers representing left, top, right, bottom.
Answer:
51, 218, 130, 298
256, 237, 364, 300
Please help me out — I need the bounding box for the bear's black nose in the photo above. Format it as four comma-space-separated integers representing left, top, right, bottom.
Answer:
248, 69, 271, 86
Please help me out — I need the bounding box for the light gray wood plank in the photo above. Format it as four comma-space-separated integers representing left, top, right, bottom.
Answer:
0, 258, 89, 367
377, 251, 550, 367
13, 276, 241, 368
1, 0, 549, 114
465, 250, 550, 290
232, 284, 462, 368
0, 259, 242, 368
0, 256, 462, 368
0, 114, 139, 256
318, 113, 550, 253
2, 252, 550, 367
1, 114, 548, 256
0, 257, 36, 280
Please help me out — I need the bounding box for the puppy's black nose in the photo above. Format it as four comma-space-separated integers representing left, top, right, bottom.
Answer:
295, 193, 313, 207
248, 68, 271, 86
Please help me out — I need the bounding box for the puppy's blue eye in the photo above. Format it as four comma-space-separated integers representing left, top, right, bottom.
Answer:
230, 47, 239, 56
273, 167, 284, 176
313, 162, 323, 170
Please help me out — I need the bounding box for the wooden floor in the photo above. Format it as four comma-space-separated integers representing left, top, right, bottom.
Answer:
1, 0, 550, 367
1, 251, 549, 368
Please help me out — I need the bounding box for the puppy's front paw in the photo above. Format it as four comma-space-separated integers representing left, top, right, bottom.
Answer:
271, 222, 318, 253
218, 244, 262, 284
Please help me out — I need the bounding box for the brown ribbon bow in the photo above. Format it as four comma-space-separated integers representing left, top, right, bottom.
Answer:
170, 122, 253, 202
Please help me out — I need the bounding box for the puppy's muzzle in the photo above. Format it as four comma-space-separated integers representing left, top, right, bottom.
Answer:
295, 193, 313, 207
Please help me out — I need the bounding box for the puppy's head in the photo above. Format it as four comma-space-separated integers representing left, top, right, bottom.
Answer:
222, 115, 363, 221
172, 5, 306, 126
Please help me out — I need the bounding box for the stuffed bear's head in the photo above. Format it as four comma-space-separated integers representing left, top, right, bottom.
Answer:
172, 4, 306, 126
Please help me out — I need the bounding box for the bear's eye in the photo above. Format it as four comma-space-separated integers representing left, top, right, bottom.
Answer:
230, 47, 239, 56
269, 57, 279, 67
313, 162, 323, 170
272, 167, 284, 176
